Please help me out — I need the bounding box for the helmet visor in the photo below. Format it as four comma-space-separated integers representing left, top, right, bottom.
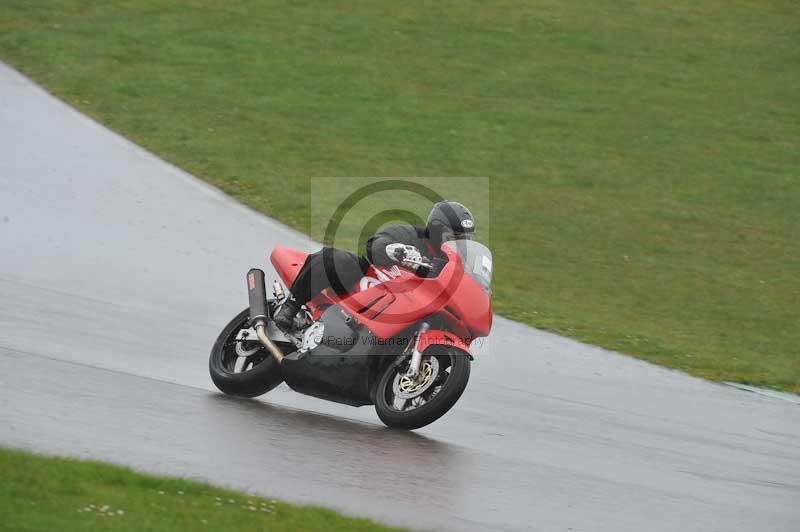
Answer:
441, 229, 475, 242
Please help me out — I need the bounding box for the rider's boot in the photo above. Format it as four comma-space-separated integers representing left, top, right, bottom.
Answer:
273, 298, 300, 332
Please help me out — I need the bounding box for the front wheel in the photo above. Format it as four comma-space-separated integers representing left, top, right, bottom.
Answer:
374, 346, 471, 430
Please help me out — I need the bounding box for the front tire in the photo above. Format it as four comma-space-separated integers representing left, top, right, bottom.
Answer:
374, 346, 470, 430
209, 307, 286, 397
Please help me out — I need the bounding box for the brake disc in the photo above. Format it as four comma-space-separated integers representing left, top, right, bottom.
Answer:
393, 356, 440, 399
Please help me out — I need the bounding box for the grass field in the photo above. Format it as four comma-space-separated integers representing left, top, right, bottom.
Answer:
0, 447, 403, 531
1, 1, 797, 392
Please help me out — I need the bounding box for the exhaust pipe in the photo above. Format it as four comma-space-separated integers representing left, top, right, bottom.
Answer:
247, 269, 284, 364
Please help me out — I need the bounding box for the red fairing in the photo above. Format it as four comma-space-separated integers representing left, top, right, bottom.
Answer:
270, 245, 309, 288
417, 329, 474, 357
336, 246, 492, 342
273, 245, 493, 351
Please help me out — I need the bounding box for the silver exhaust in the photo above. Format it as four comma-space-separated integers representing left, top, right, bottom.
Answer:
254, 320, 284, 364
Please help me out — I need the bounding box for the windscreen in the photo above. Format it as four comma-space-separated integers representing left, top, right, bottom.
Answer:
443, 240, 493, 292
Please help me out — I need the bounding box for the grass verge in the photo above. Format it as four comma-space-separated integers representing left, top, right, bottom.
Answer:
0, 447, 403, 532
0, 1, 797, 392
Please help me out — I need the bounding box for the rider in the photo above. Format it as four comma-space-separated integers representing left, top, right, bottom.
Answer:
273, 200, 476, 331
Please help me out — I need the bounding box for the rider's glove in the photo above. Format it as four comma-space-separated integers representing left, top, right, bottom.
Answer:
385, 243, 423, 271
402, 258, 422, 271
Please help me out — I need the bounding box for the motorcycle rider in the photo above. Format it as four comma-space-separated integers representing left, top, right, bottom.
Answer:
273, 200, 476, 331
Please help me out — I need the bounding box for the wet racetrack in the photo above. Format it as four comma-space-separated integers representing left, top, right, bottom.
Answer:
1, 63, 798, 531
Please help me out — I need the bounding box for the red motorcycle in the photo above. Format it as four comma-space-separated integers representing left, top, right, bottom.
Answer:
209, 240, 493, 429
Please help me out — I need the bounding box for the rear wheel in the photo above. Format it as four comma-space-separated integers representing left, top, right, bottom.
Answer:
374, 346, 470, 430
209, 307, 287, 397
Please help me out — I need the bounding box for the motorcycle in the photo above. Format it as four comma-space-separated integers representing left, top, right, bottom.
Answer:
209, 240, 493, 430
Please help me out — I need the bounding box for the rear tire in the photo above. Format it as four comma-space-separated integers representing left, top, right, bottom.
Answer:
209, 307, 286, 397
374, 346, 470, 430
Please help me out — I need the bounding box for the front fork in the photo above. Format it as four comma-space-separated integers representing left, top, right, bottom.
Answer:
405, 322, 430, 378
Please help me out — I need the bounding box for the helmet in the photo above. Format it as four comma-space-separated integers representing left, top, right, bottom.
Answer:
426, 201, 476, 245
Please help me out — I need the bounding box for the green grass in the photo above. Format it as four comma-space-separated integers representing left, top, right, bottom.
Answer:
0, 447, 403, 532
0, 1, 798, 392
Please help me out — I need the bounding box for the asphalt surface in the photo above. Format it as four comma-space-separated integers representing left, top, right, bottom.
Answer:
1, 62, 799, 531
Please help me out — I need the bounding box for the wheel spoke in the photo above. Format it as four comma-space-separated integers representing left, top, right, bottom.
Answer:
395, 397, 409, 411
233, 356, 248, 373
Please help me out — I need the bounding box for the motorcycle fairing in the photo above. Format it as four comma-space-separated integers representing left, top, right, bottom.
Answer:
270, 245, 309, 288
335, 246, 492, 341
271, 245, 492, 355
280, 304, 408, 406
417, 329, 473, 358
280, 347, 375, 406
